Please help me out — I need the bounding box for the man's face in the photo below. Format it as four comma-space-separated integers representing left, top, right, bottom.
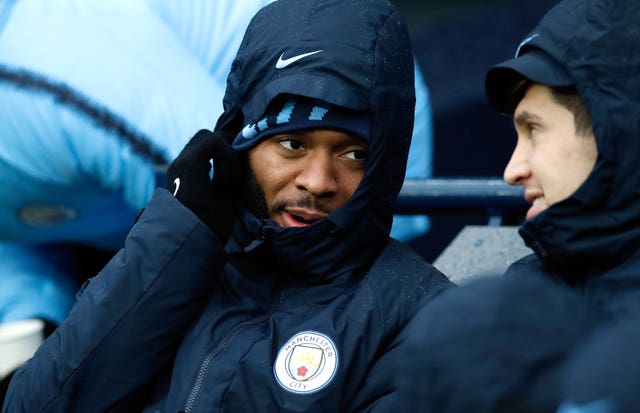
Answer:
504, 84, 598, 220
247, 128, 368, 227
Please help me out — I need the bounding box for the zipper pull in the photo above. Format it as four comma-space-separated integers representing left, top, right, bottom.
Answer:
244, 225, 266, 252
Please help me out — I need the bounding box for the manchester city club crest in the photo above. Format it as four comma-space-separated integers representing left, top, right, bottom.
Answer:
273, 330, 339, 394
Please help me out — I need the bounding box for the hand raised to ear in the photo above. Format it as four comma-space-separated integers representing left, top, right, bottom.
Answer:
167, 129, 245, 241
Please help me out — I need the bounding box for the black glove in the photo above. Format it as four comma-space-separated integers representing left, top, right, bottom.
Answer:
167, 129, 245, 241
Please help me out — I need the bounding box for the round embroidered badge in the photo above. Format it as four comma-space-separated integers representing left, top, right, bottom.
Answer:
273, 330, 339, 394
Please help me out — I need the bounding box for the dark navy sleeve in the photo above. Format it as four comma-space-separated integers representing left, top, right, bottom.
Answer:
2, 189, 226, 413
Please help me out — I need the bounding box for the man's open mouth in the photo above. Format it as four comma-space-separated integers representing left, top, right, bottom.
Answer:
291, 214, 315, 224
281, 208, 327, 227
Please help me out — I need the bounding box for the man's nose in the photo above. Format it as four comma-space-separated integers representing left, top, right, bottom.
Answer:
294, 152, 338, 197
503, 141, 531, 186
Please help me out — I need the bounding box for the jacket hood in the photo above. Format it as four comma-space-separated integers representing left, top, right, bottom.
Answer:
490, 0, 640, 277
216, 0, 415, 278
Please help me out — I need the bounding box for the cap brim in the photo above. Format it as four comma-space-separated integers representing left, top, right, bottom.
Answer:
485, 50, 573, 114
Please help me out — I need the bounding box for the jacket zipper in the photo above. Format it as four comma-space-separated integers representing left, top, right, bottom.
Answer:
183, 290, 283, 412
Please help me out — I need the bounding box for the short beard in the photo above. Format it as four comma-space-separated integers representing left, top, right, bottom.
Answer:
241, 168, 270, 220
240, 166, 331, 222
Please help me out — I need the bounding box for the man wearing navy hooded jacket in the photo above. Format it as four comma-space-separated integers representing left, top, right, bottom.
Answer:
391, 0, 640, 412
2, 0, 451, 412
485, 0, 640, 411
485, 0, 640, 323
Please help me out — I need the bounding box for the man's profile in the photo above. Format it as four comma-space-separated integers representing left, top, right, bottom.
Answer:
391, 0, 640, 411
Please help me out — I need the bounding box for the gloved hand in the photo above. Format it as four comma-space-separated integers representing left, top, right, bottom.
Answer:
167, 129, 245, 241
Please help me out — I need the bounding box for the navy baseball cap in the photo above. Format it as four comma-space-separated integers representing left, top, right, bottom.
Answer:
232, 98, 371, 150
485, 34, 574, 115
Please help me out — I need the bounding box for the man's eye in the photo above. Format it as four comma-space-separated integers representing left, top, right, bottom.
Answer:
345, 150, 368, 160
278, 139, 304, 151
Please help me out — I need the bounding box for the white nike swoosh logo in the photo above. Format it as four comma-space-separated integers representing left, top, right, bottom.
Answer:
515, 33, 539, 57
275, 50, 324, 69
173, 177, 180, 196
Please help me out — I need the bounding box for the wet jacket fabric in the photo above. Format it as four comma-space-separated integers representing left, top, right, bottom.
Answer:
501, 0, 640, 321
393, 275, 596, 413
3, 1, 452, 412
